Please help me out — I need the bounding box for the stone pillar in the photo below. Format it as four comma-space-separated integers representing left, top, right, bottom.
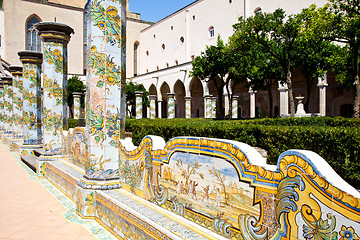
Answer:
204, 95, 212, 118
278, 81, 289, 117
0, 84, 4, 131
1, 77, 12, 134
318, 73, 328, 117
9, 66, 23, 138
73, 92, 82, 119
18, 51, 43, 154
149, 95, 156, 119
36, 22, 74, 156
249, 87, 257, 118
77, 0, 126, 209
212, 96, 217, 118
185, 96, 191, 119
232, 95, 239, 119
135, 91, 143, 119
167, 93, 175, 119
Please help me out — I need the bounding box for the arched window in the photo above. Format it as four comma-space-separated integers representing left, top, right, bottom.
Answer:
134, 42, 139, 76
209, 26, 215, 38
26, 15, 41, 51
254, 7, 262, 15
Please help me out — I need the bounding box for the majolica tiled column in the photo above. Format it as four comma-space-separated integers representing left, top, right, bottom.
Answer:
149, 95, 156, 119
212, 96, 217, 118
135, 91, 143, 119
18, 51, 43, 153
73, 92, 82, 119
205, 95, 212, 119
9, 66, 23, 138
185, 96, 191, 119
167, 93, 175, 119
37, 22, 74, 156
0, 84, 4, 131
78, 0, 125, 199
2, 77, 13, 134
232, 95, 238, 119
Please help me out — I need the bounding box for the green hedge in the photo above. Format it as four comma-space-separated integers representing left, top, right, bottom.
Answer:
67, 119, 79, 129
126, 118, 360, 188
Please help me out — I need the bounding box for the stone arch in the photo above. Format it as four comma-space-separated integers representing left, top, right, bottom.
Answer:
331, 93, 354, 117
174, 80, 185, 118
160, 82, 170, 118
189, 77, 204, 118
25, 14, 42, 51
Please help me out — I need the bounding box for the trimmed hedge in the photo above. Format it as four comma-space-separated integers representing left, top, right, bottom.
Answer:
126, 118, 360, 188
67, 119, 79, 129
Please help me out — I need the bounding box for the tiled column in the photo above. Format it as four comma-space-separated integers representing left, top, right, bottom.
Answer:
37, 22, 74, 156
9, 66, 23, 138
278, 81, 289, 117
77, 0, 126, 206
212, 96, 217, 118
167, 93, 175, 119
232, 95, 239, 119
0, 84, 4, 131
135, 91, 143, 119
149, 95, 156, 119
249, 87, 257, 118
2, 77, 13, 134
318, 73, 328, 117
204, 95, 212, 119
73, 92, 82, 119
18, 51, 43, 154
185, 96, 191, 119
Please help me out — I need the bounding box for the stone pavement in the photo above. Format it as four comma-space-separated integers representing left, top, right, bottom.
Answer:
0, 144, 117, 240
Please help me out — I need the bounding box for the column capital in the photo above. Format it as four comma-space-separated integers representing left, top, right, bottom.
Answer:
72, 92, 82, 98
18, 51, 43, 64
167, 93, 175, 98
1, 76, 12, 85
232, 95, 239, 100
149, 95, 157, 100
278, 81, 288, 91
37, 22, 74, 44
135, 91, 144, 97
184, 96, 192, 100
9, 66, 23, 77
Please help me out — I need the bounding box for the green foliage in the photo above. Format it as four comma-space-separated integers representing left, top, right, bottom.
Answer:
67, 75, 85, 108
126, 118, 360, 188
126, 82, 149, 117
67, 119, 79, 129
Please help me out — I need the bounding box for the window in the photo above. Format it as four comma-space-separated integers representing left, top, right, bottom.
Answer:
153, 34, 156, 38
209, 26, 215, 38
134, 42, 139, 76
229, 0, 232, 3
161, 44, 165, 50
171, 26, 173, 30
146, 50, 149, 56
26, 15, 41, 51
254, 7, 262, 15
193, 15, 196, 20
180, 36, 184, 43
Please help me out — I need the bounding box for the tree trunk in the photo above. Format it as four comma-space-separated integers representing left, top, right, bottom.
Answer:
287, 70, 296, 117
267, 81, 273, 118
216, 87, 225, 119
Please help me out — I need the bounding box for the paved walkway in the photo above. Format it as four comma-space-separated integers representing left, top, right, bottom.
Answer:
0, 144, 116, 240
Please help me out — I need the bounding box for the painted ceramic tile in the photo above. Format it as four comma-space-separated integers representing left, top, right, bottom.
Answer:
0, 86, 4, 130
74, 95, 81, 119
168, 95, 175, 119
3, 82, 13, 133
205, 97, 212, 118
12, 75, 23, 137
84, 0, 126, 181
135, 94, 142, 119
42, 42, 67, 154
22, 63, 42, 145
232, 98, 238, 119
185, 98, 191, 118
149, 98, 156, 119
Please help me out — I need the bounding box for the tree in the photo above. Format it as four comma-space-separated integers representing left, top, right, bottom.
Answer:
209, 165, 229, 205
296, 5, 342, 112
191, 37, 247, 119
125, 81, 149, 117
233, 9, 304, 117
326, 0, 360, 118
67, 75, 85, 117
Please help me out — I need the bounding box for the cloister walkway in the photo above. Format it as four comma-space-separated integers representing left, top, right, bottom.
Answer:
0, 144, 116, 240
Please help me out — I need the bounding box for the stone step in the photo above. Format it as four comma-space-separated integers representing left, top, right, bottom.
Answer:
20, 155, 37, 172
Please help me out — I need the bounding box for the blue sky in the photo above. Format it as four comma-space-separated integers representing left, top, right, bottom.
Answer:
129, 0, 196, 23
